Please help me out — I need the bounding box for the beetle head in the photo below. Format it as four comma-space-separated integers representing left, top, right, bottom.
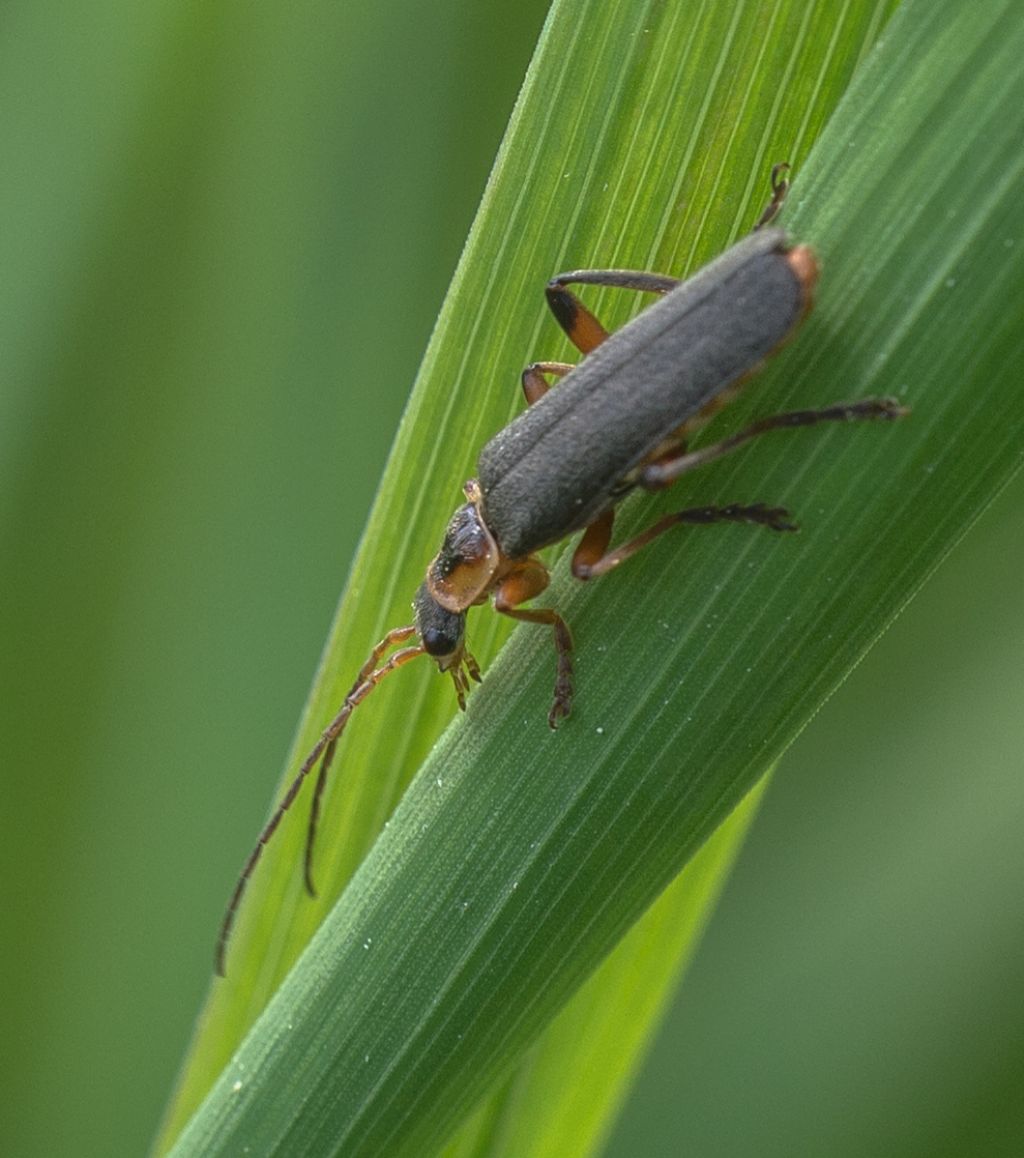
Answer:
413, 580, 467, 670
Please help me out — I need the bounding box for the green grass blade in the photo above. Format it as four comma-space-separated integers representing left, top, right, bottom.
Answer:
161, 0, 1024, 1153
440, 777, 769, 1158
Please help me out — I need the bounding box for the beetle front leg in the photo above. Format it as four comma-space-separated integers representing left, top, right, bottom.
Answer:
493, 559, 574, 727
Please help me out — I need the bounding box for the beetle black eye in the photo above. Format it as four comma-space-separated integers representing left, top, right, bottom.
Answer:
422, 626, 457, 656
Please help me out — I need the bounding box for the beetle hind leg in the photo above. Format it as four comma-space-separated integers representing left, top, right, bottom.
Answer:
545, 269, 682, 354
752, 162, 791, 230
521, 361, 575, 406
640, 397, 909, 489
544, 162, 790, 366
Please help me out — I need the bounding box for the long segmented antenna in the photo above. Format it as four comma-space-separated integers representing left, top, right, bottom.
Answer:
301, 644, 481, 896
215, 624, 423, 976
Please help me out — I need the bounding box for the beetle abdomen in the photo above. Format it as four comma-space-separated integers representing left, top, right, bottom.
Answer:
477, 229, 814, 559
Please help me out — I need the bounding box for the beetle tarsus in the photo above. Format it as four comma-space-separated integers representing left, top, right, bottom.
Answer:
547, 617, 574, 728
548, 695, 572, 729
753, 162, 790, 230
718, 502, 797, 532
667, 502, 799, 534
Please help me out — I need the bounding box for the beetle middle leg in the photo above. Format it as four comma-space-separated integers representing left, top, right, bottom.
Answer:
493, 558, 574, 727
521, 361, 575, 406
571, 502, 795, 580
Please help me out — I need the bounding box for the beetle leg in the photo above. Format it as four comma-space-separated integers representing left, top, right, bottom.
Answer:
463, 648, 482, 684
573, 503, 797, 580
493, 559, 574, 726
521, 360, 575, 406
545, 163, 787, 357
640, 397, 909, 489
570, 509, 616, 578
449, 647, 483, 710
546, 270, 681, 354
752, 162, 790, 230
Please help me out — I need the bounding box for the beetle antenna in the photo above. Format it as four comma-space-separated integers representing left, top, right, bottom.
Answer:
215, 624, 424, 977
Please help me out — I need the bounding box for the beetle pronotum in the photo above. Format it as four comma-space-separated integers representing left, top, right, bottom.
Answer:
215, 166, 907, 975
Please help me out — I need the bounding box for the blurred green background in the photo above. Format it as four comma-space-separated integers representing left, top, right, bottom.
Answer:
1, 3, 1021, 1158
